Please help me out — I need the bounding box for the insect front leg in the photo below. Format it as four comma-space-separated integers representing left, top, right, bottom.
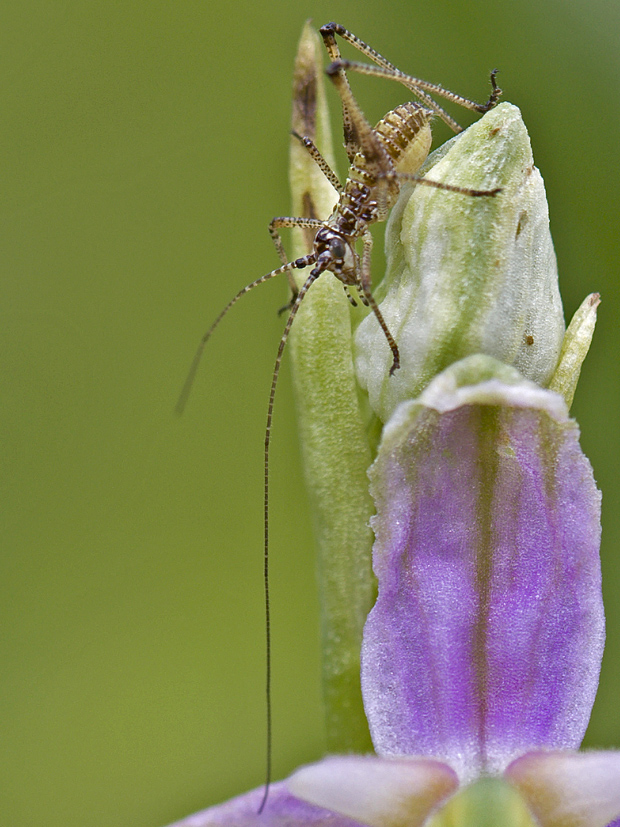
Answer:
358, 231, 400, 376
291, 131, 343, 194
343, 285, 360, 307
269, 216, 324, 310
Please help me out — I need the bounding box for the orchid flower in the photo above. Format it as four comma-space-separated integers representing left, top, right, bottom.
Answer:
164, 26, 619, 827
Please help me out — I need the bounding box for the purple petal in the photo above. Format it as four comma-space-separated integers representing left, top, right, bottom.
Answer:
163, 781, 366, 827
287, 755, 458, 827
362, 359, 604, 780
505, 750, 620, 827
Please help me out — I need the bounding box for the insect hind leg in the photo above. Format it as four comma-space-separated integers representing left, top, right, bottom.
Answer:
323, 60, 394, 183
321, 22, 502, 133
319, 23, 366, 163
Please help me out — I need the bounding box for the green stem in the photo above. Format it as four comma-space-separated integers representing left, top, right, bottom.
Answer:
287, 23, 374, 753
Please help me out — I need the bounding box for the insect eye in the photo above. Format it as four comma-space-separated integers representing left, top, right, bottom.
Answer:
330, 238, 346, 259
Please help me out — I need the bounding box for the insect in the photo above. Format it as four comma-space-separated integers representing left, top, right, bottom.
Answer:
176, 22, 502, 811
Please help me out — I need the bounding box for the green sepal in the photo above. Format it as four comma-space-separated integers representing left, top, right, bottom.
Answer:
549, 292, 600, 408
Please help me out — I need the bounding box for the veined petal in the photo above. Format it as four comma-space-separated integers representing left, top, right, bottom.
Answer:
362, 356, 603, 780
505, 751, 620, 827
287, 755, 458, 827
164, 781, 366, 827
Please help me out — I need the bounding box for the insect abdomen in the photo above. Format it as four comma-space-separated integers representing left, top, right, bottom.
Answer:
374, 102, 433, 174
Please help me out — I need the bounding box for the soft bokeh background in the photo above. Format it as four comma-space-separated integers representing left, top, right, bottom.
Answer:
3, 2, 619, 825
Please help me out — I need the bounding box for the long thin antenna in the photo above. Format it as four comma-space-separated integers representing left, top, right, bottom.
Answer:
175, 244, 317, 815
257, 266, 322, 814
175, 264, 298, 416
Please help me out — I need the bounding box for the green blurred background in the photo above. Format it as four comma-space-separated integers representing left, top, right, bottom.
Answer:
2, 2, 619, 825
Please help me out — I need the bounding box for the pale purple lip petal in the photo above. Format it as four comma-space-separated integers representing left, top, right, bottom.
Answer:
287, 755, 458, 827
362, 364, 604, 780
505, 751, 620, 827
163, 781, 367, 827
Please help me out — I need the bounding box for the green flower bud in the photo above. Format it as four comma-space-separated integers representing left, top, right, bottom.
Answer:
356, 102, 566, 423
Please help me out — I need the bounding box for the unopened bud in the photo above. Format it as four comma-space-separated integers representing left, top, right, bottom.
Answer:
356, 102, 566, 423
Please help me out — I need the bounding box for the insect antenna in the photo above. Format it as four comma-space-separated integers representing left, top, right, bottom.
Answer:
258, 264, 325, 815
175, 256, 315, 416
176, 245, 323, 815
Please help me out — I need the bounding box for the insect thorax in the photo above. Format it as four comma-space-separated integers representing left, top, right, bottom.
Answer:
331, 177, 377, 235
